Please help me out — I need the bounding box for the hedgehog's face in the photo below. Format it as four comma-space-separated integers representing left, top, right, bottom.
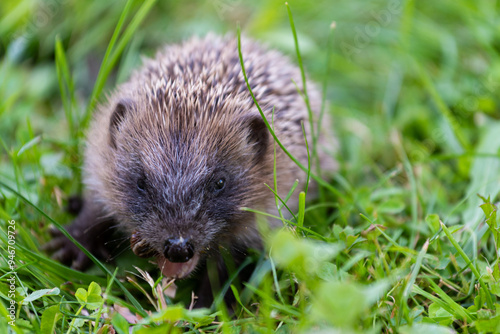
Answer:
105, 98, 270, 278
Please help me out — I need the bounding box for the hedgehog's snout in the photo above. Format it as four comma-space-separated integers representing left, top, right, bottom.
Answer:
163, 237, 195, 263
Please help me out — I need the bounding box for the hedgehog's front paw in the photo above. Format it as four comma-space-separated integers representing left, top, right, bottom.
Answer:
42, 227, 90, 270
43, 226, 93, 271
44, 199, 115, 271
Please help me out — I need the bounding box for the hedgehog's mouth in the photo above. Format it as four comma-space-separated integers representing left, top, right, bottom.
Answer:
130, 231, 200, 279
156, 254, 200, 279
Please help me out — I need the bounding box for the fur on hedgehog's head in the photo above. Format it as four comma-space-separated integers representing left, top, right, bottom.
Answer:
102, 91, 270, 278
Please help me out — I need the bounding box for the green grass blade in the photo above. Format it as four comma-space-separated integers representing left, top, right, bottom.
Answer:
316, 21, 336, 205
391, 131, 419, 247
426, 277, 475, 322
412, 284, 473, 323
281, 179, 299, 209
297, 191, 305, 228
285, 2, 316, 153
271, 108, 285, 221
264, 183, 298, 222
55, 36, 76, 139
400, 239, 428, 325
440, 221, 493, 309
16, 135, 41, 157
83, 0, 157, 130
241, 207, 326, 241
301, 121, 311, 197
414, 60, 470, 152
83, 0, 133, 123
237, 26, 341, 199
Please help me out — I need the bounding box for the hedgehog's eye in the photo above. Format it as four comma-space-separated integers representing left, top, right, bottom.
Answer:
137, 177, 147, 192
214, 178, 226, 192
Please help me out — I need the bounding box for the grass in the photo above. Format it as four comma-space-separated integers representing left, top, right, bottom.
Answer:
1, 0, 500, 332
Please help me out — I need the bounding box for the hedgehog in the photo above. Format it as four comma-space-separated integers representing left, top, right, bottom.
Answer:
47, 34, 335, 305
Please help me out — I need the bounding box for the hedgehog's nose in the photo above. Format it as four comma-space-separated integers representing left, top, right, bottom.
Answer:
163, 237, 194, 263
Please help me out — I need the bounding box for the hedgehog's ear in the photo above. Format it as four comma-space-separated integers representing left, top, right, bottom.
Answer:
244, 115, 269, 163
109, 98, 135, 149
